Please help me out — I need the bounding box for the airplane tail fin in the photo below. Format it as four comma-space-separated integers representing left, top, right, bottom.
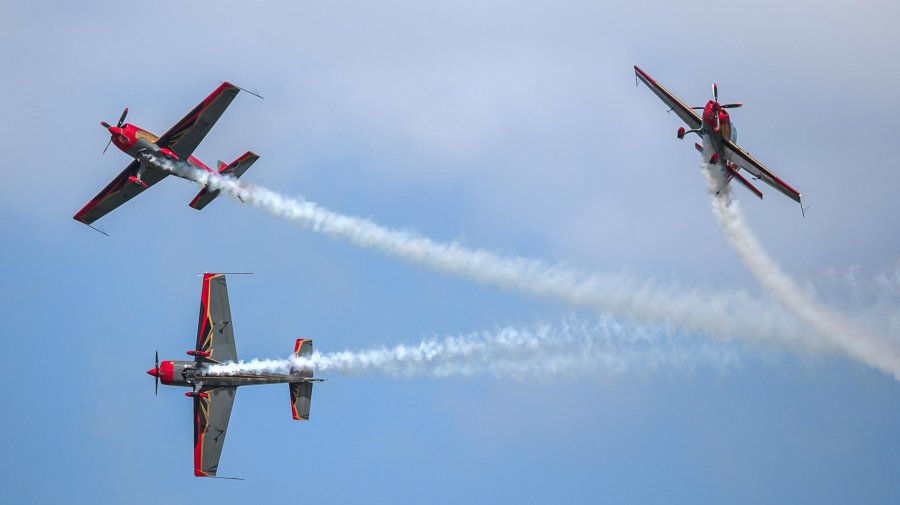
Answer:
289, 339, 314, 421
188, 151, 259, 210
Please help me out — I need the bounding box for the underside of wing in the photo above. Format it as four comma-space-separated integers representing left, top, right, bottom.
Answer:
723, 139, 802, 203
73, 161, 168, 225
155, 82, 241, 161
634, 66, 702, 130
193, 386, 237, 477
195, 273, 238, 364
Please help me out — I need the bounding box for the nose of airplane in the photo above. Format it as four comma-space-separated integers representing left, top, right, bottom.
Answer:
147, 368, 160, 377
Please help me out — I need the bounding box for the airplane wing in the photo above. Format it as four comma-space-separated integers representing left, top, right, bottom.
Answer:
155, 82, 241, 161
193, 386, 237, 477
73, 160, 169, 225
723, 139, 802, 203
634, 65, 702, 130
195, 273, 238, 364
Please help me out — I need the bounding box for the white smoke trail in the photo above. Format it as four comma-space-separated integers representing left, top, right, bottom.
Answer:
148, 155, 814, 352
807, 261, 900, 338
702, 165, 900, 378
204, 317, 742, 379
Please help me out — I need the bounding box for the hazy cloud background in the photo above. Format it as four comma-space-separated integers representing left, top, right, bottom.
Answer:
2, 1, 899, 503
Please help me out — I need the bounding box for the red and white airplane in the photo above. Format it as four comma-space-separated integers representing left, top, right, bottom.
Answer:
634, 66, 803, 211
74, 82, 259, 227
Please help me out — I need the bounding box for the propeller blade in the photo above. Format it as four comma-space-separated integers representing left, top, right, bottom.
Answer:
713, 83, 718, 102
155, 350, 159, 396
102, 138, 112, 155
721, 102, 743, 109
100, 121, 111, 129
117, 107, 128, 128
715, 112, 720, 132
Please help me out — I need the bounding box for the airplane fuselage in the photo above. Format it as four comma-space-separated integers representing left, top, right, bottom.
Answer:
700, 100, 736, 155
105, 122, 214, 177
150, 359, 313, 390
696, 100, 745, 186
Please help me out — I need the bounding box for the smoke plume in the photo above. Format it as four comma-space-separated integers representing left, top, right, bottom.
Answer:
147, 154, 899, 377
204, 317, 741, 379
702, 165, 900, 378
148, 155, 813, 351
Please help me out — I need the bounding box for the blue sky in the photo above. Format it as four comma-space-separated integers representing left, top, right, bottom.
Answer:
3, 0, 900, 503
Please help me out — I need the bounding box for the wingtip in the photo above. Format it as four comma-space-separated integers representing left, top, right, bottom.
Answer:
633, 65, 653, 84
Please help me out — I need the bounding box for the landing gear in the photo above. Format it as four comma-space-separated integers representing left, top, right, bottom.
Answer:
129, 155, 149, 188
677, 126, 700, 139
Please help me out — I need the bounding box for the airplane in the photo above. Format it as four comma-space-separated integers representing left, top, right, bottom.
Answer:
74, 82, 260, 228
146, 273, 322, 478
634, 65, 803, 211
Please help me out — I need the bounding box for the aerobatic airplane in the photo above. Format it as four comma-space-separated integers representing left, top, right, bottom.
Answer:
74, 82, 259, 227
634, 65, 803, 211
147, 273, 323, 478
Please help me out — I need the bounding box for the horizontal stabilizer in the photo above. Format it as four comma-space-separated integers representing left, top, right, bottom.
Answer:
189, 151, 259, 210
725, 164, 763, 200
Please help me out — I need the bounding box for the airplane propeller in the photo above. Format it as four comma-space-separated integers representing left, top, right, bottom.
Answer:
715, 83, 743, 109
153, 350, 159, 396
689, 83, 743, 131
100, 107, 128, 154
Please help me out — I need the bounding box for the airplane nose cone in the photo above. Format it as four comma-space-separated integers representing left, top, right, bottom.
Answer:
147, 368, 159, 377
